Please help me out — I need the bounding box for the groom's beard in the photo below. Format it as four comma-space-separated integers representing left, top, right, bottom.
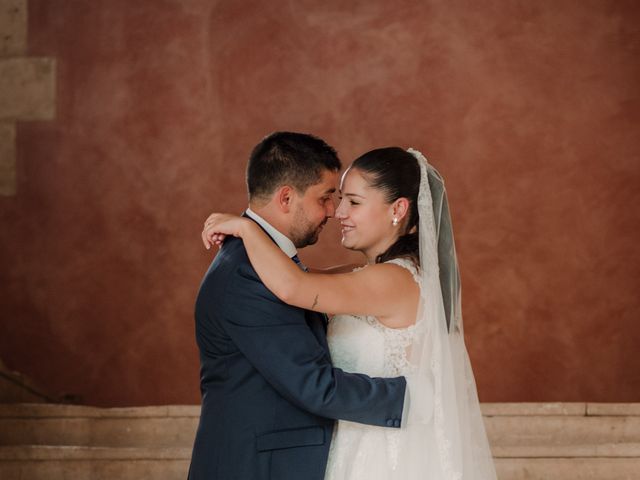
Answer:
291, 211, 328, 248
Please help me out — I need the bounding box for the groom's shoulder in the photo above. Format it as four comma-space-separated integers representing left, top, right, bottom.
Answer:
198, 237, 284, 312
203, 237, 259, 285
215, 236, 249, 264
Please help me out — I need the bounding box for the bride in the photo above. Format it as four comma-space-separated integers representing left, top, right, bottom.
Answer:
202, 147, 497, 479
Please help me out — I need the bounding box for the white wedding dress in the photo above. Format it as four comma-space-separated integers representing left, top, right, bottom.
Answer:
324, 258, 447, 480
323, 149, 497, 480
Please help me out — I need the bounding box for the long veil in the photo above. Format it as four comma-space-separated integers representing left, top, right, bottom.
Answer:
398, 149, 497, 479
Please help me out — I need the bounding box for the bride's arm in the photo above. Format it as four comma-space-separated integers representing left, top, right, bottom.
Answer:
307, 264, 363, 274
202, 226, 361, 275
204, 214, 418, 325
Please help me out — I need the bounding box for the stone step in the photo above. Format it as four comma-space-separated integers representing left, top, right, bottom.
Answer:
0, 415, 200, 447
481, 402, 640, 416
3, 402, 636, 418
0, 404, 199, 447
491, 443, 640, 458
0, 404, 200, 418
484, 416, 640, 446
2, 443, 638, 460
494, 458, 639, 480
0, 446, 190, 480
2, 403, 639, 448
0, 446, 638, 480
4, 402, 636, 418
0, 445, 191, 461
7, 415, 640, 448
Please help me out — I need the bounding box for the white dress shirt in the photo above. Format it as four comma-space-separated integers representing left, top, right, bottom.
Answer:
245, 208, 298, 258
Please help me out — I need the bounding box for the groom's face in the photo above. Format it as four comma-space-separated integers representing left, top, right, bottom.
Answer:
289, 169, 339, 248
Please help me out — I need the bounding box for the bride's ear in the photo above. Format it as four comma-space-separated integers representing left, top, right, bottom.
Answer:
275, 185, 295, 213
391, 198, 410, 223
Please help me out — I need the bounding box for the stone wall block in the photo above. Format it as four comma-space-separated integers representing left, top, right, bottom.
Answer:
0, 122, 15, 195
0, 0, 27, 56
0, 57, 56, 120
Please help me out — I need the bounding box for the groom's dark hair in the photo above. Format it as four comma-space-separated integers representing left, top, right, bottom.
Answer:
247, 132, 341, 201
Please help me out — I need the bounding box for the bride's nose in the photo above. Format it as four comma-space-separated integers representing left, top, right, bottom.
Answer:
335, 199, 348, 219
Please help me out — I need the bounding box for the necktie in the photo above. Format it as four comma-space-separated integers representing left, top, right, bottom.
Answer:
291, 254, 308, 272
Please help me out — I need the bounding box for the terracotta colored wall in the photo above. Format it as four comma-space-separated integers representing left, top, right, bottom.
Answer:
1, 0, 638, 406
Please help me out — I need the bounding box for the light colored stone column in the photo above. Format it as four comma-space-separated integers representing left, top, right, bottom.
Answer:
0, 0, 55, 196
0, 57, 56, 120
0, 0, 27, 56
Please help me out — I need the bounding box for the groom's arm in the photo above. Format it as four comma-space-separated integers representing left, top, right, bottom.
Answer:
219, 264, 406, 428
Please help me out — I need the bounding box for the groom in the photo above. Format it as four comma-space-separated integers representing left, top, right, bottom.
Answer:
188, 132, 407, 480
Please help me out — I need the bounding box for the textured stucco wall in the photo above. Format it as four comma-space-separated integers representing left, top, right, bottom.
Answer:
0, 0, 638, 406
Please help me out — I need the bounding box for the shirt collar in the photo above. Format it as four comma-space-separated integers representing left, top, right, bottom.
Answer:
245, 208, 298, 258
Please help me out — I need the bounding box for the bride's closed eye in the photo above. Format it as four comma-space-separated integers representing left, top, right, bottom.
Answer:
338, 196, 359, 205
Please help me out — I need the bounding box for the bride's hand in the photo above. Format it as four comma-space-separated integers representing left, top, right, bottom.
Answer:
202, 213, 249, 250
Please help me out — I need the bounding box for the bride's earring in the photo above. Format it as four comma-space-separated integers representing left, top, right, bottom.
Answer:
392, 217, 398, 226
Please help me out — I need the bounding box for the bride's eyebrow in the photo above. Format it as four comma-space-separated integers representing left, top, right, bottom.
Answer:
344, 193, 365, 198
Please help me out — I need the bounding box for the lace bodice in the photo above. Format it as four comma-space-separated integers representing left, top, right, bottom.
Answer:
327, 257, 421, 378
325, 258, 421, 479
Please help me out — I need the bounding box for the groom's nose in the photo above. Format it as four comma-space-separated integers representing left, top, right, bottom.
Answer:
326, 199, 336, 218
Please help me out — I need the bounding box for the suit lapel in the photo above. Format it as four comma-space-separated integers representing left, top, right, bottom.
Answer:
243, 212, 331, 348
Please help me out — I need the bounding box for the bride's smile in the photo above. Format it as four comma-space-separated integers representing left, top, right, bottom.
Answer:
336, 167, 409, 263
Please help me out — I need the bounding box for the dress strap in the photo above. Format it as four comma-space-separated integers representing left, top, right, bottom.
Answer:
384, 257, 422, 286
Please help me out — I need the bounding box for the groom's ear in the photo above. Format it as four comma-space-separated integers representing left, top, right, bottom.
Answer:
275, 185, 295, 213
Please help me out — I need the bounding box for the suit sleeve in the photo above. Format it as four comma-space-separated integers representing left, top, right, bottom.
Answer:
219, 264, 406, 428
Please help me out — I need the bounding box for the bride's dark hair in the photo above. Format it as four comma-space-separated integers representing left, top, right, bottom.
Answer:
351, 147, 420, 266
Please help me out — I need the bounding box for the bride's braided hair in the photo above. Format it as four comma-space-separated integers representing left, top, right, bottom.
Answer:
351, 147, 420, 266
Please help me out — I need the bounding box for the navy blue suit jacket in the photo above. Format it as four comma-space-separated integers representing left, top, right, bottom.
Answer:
188, 231, 406, 480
